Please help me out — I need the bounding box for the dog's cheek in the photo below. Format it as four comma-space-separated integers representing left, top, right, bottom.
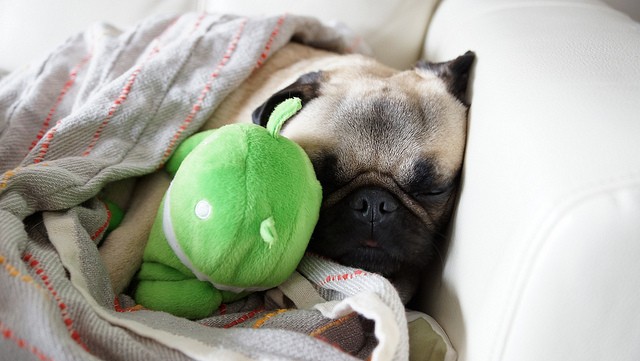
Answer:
398, 212, 439, 266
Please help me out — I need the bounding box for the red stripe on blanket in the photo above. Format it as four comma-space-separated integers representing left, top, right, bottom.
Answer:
23, 254, 89, 352
222, 306, 264, 328
32, 18, 178, 162
255, 14, 287, 69
0, 321, 53, 361
33, 128, 58, 164
29, 53, 92, 153
157, 18, 248, 168
81, 54, 151, 157
82, 16, 184, 157
191, 13, 206, 33
217, 303, 228, 315
90, 200, 112, 241
113, 297, 124, 312
318, 269, 370, 287
32, 52, 91, 164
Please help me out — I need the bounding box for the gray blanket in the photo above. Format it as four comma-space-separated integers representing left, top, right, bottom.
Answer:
0, 13, 453, 361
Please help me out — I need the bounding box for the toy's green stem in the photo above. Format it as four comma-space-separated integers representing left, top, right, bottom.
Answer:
267, 97, 303, 138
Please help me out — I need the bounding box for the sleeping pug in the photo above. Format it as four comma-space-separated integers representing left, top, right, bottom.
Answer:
101, 43, 474, 301
250, 48, 475, 299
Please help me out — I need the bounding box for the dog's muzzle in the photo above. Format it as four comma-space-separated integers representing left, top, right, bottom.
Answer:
322, 172, 434, 227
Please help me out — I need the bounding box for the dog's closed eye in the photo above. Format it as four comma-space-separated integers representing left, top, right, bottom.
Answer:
413, 188, 449, 197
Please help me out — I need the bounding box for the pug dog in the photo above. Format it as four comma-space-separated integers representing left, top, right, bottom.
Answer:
101, 43, 474, 301
250, 47, 475, 299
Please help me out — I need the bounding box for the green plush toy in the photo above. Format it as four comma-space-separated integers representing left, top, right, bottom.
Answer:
134, 98, 322, 319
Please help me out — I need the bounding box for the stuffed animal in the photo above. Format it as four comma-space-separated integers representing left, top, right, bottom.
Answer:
134, 98, 322, 319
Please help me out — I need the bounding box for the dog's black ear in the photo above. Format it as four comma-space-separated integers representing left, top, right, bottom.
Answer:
252, 71, 324, 127
416, 51, 475, 105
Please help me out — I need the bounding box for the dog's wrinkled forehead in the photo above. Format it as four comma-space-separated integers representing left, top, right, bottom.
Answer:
280, 63, 469, 185
252, 51, 475, 187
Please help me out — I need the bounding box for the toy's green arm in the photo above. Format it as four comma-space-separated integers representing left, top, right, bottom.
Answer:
165, 129, 216, 176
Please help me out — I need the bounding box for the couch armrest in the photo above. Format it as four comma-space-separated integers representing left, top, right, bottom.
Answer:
200, 0, 438, 69
0, 0, 438, 72
0, 0, 199, 72
419, 1, 640, 360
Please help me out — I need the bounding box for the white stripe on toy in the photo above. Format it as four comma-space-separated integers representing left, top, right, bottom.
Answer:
162, 183, 269, 294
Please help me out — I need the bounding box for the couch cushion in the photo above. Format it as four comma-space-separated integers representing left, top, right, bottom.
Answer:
419, 0, 640, 360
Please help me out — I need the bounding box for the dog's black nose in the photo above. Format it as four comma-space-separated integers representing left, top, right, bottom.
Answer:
349, 187, 399, 223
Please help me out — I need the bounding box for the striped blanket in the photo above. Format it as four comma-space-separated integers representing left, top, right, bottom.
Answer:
0, 13, 454, 361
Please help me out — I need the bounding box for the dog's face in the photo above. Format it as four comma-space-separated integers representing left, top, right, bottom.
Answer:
253, 52, 475, 294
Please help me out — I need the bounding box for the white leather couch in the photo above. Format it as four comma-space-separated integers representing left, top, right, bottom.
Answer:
2, 1, 639, 360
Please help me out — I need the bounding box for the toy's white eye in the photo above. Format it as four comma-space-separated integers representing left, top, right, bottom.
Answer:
194, 200, 212, 220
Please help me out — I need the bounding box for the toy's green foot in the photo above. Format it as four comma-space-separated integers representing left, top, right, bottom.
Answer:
102, 199, 124, 232
135, 279, 222, 320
